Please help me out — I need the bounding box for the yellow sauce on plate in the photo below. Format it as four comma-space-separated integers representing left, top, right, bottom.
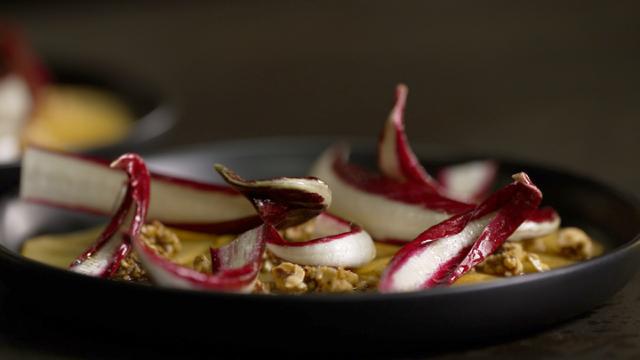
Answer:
22, 226, 229, 269
22, 85, 133, 151
21, 227, 604, 287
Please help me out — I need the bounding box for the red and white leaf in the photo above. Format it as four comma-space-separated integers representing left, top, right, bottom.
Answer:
214, 164, 331, 229
136, 224, 272, 293
69, 154, 150, 277
310, 145, 475, 242
509, 207, 561, 241
437, 160, 498, 203
266, 212, 376, 267
377, 84, 441, 189
20, 147, 258, 233
216, 164, 375, 267
379, 172, 542, 293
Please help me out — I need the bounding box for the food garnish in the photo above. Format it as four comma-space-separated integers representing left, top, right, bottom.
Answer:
377, 84, 442, 189
214, 164, 331, 228
436, 160, 498, 203
311, 84, 559, 243
136, 224, 271, 293
215, 164, 376, 268
310, 145, 474, 242
21, 147, 258, 233
378, 173, 542, 292
377, 84, 498, 204
265, 212, 376, 267
507, 207, 561, 241
70, 154, 149, 277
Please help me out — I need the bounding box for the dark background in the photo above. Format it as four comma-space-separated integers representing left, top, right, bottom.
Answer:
3, 0, 639, 194
1, 1, 640, 358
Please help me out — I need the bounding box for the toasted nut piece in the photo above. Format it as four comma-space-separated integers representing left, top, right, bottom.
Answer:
114, 251, 149, 282
557, 227, 593, 260
139, 220, 182, 258
305, 266, 360, 293
253, 279, 271, 294
272, 262, 308, 293
476, 242, 526, 276
193, 253, 212, 274
113, 221, 182, 282
282, 219, 316, 242
477, 242, 551, 276
525, 253, 550, 273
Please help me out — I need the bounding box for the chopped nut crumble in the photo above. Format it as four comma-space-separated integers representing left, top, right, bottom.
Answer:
193, 253, 212, 274
104, 222, 597, 292
272, 262, 308, 293
476, 242, 549, 276
557, 227, 594, 260
112, 221, 182, 282
267, 261, 364, 294
281, 219, 316, 242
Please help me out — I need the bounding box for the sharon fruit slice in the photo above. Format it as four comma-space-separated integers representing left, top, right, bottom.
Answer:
378, 172, 542, 292
20, 147, 258, 233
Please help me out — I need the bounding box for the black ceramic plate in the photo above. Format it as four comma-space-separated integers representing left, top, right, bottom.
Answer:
0, 137, 639, 352
0, 62, 176, 169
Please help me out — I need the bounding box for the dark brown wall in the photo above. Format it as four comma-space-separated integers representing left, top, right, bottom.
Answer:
4, 1, 639, 193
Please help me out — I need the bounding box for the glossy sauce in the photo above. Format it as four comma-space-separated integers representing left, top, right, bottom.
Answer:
22, 227, 603, 288
22, 226, 229, 269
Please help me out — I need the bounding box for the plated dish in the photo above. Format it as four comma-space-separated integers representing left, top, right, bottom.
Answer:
17, 85, 605, 294
0, 84, 638, 347
0, 137, 638, 346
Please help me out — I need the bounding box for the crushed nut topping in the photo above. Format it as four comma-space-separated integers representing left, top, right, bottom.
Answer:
113, 251, 149, 282
305, 265, 364, 293
557, 227, 594, 260
112, 221, 182, 282
476, 242, 549, 276
281, 219, 316, 242
272, 262, 308, 293
526, 253, 550, 273
193, 253, 212, 274
523, 228, 595, 261
139, 220, 182, 257
523, 234, 551, 254
262, 250, 282, 273
268, 261, 365, 294
105, 222, 595, 292
253, 279, 271, 294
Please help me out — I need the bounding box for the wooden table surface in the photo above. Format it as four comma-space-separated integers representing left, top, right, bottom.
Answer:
1, 1, 639, 358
